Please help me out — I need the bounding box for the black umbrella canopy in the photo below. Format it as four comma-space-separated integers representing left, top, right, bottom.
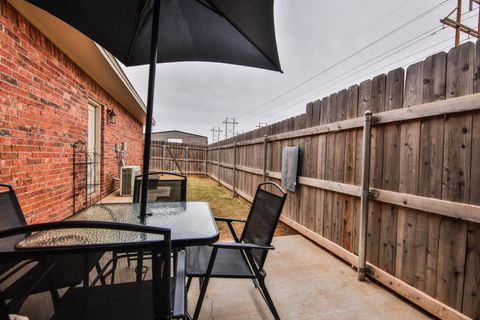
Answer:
24, 0, 282, 72
25, 0, 282, 218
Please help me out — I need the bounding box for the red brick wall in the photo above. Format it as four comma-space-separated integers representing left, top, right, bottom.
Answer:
0, 0, 144, 223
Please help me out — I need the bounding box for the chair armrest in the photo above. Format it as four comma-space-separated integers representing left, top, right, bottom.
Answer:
211, 242, 274, 250
213, 217, 246, 242
214, 216, 246, 223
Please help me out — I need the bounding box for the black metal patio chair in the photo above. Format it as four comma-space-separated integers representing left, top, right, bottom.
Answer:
186, 182, 287, 320
0, 184, 106, 313
133, 172, 187, 203
123, 172, 186, 272
0, 220, 184, 320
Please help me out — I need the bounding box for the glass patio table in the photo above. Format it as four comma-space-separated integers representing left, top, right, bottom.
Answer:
17, 202, 219, 249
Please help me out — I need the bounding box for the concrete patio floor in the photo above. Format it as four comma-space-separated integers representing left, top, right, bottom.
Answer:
98, 190, 430, 319
187, 235, 431, 320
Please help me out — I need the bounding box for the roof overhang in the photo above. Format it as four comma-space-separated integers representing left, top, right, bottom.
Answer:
8, 0, 148, 124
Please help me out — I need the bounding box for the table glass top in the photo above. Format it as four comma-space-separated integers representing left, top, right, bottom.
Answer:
17, 202, 218, 249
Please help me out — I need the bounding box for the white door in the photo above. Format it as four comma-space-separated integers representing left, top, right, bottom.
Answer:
87, 104, 98, 194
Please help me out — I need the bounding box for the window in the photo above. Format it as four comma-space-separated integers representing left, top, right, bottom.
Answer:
167, 138, 183, 143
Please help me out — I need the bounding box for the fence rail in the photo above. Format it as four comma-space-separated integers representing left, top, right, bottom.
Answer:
204, 41, 480, 320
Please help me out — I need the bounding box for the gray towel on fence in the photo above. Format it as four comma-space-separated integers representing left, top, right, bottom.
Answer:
281, 146, 300, 192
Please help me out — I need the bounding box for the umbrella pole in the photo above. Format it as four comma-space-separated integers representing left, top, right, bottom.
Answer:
140, 0, 161, 219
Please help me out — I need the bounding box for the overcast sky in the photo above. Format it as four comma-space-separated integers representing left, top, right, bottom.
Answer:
120, 0, 475, 143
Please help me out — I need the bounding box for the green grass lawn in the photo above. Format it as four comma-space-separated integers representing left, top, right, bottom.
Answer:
187, 176, 296, 240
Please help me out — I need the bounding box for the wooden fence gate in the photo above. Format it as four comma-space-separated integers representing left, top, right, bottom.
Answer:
150, 141, 207, 175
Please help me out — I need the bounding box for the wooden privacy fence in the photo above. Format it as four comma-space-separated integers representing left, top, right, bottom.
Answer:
149, 141, 207, 175
205, 41, 480, 320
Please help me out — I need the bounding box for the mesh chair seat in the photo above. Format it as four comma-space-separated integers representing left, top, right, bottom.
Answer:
52, 281, 154, 320
186, 245, 253, 278
53, 278, 182, 320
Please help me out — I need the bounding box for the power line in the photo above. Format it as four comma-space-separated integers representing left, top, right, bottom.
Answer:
267, 34, 455, 121
244, 10, 478, 126
237, 0, 452, 118
267, 35, 469, 124
240, 24, 447, 122
278, 0, 416, 84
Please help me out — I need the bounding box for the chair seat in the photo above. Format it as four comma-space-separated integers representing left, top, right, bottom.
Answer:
2, 253, 104, 299
186, 245, 254, 278
52, 281, 160, 320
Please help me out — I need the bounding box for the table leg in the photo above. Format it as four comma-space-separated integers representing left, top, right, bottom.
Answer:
136, 251, 144, 282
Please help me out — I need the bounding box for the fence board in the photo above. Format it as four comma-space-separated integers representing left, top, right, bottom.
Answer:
396, 61, 424, 289
304, 102, 319, 230
367, 74, 386, 266
378, 68, 403, 274
437, 42, 473, 311
420, 52, 447, 297
343, 85, 358, 252
324, 94, 337, 241
316, 98, 328, 236
332, 89, 347, 245
462, 39, 480, 318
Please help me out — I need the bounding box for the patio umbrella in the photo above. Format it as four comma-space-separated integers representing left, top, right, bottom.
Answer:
24, 0, 282, 218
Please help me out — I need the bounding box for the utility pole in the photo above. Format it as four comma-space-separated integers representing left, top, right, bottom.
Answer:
210, 127, 222, 143
210, 127, 216, 143
441, 0, 480, 48
222, 117, 238, 140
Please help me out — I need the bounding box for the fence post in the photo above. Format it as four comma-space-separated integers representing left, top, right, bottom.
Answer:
262, 135, 268, 182
233, 140, 237, 197
204, 147, 208, 176
162, 144, 166, 171
358, 111, 372, 281
185, 147, 189, 175
217, 143, 221, 185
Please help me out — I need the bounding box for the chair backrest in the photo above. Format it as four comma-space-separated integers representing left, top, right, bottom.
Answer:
0, 184, 27, 253
240, 182, 287, 269
0, 185, 103, 295
133, 172, 187, 203
0, 221, 172, 319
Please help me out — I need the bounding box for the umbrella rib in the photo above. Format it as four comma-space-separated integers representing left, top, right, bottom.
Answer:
194, 0, 223, 16
126, 0, 153, 65
203, 0, 282, 73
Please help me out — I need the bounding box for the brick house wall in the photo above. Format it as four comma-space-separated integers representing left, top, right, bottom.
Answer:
0, 0, 144, 223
